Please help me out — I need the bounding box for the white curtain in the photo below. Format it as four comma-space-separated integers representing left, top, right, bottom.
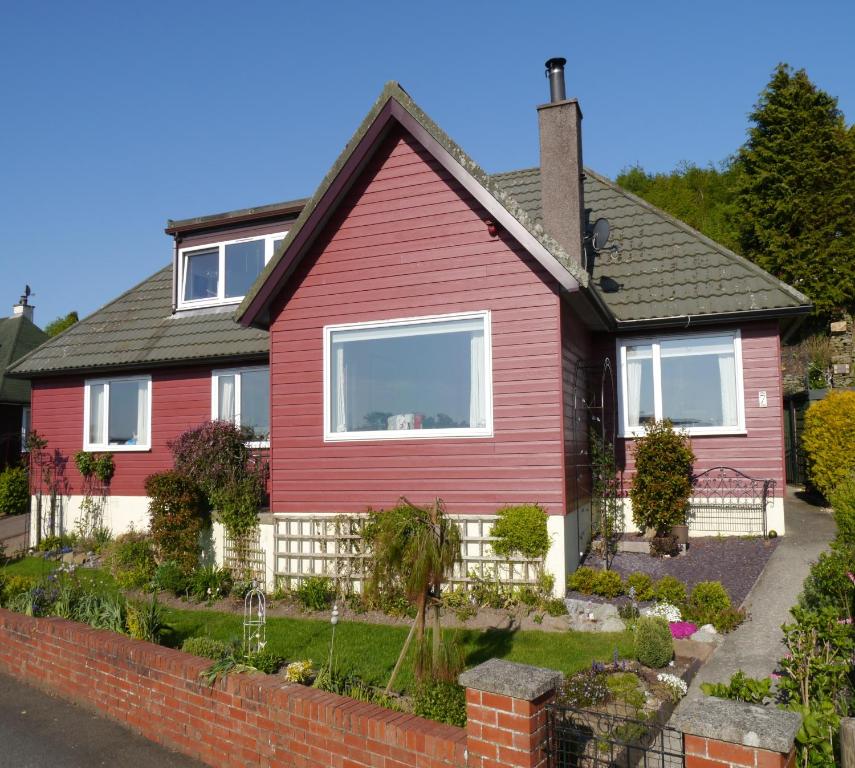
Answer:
89, 383, 105, 444
136, 381, 149, 445
218, 375, 236, 423
335, 347, 347, 432
626, 358, 642, 426
718, 353, 738, 426
469, 333, 485, 428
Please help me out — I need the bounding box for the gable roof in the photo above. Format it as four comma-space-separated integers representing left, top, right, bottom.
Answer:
0, 315, 48, 402
493, 167, 811, 326
236, 82, 589, 329
7, 267, 268, 378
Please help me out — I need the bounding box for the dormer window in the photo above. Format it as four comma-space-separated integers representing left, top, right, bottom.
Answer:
178, 232, 286, 309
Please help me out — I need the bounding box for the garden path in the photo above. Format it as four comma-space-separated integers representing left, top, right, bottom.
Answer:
683, 486, 835, 698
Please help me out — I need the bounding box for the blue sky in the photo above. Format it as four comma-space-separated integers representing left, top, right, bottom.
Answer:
1, 0, 853, 326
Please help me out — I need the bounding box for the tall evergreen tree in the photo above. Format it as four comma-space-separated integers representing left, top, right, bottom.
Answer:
734, 64, 855, 322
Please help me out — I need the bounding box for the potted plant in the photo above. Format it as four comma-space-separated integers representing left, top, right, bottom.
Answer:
629, 420, 695, 553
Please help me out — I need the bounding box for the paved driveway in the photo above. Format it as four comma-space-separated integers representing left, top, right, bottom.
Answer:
0, 672, 205, 768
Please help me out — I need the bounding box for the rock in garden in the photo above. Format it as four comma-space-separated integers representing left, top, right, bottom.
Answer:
690, 627, 721, 644
565, 598, 625, 632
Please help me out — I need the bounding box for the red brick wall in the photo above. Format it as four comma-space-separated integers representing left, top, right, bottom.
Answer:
684, 734, 796, 768
0, 608, 465, 768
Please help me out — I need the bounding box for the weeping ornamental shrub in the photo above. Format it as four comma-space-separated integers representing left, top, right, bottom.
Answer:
802, 390, 855, 500
169, 421, 267, 544
145, 470, 205, 574
630, 420, 695, 535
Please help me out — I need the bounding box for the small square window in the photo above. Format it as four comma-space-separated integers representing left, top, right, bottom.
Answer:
183, 249, 219, 302
84, 377, 151, 451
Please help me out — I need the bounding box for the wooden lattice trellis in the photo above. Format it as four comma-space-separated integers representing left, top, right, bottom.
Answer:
224, 528, 266, 584
273, 514, 542, 591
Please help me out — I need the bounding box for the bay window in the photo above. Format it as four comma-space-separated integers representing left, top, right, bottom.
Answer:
84, 376, 151, 450
618, 331, 744, 436
212, 366, 270, 445
324, 311, 493, 441
179, 233, 287, 308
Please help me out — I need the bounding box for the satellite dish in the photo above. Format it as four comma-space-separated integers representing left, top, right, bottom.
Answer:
591, 218, 610, 251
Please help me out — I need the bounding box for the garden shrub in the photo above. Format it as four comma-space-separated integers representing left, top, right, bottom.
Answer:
294, 576, 335, 611
189, 564, 233, 602
442, 586, 476, 621
606, 672, 645, 711
170, 421, 267, 543
37, 533, 76, 552
284, 660, 314, 683
104, 530, 157, 589
830, 476, 855, 545
634, 616, 673, 668
800, 547, 855, 615
0, 466, 29, 517
559, 668, 609, 708
413, 680, 467, 727
246, 649, 285, 674
153, 560, 189, 596
544, 597, 569, 616
591, 569, 624, 598
490, 503, 550, 561
567, 566, 598, 594
802, 390, 855, 500
689, 581, 731, 615
653, 576, 687, 606
701, 670, 771, 704
626, 572, 654, 602
145, 470, 205, 574
629, 420, 695, 534
0, 575, 36, 606
181, 636, 232, 660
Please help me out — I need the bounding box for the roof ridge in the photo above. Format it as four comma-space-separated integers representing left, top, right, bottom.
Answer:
7, 264, 172, 376
581, 168, 811, 308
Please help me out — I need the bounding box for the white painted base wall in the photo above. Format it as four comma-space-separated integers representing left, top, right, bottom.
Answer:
29, 494, 151, 547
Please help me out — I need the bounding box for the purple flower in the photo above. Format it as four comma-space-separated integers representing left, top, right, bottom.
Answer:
669, 621, 698, 639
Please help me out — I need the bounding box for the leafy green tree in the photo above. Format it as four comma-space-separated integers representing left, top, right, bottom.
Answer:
44, 311, 78, 337
734, 64, 855, 322
617, 161, 741, 251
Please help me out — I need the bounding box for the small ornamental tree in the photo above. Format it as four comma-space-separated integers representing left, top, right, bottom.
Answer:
145, 470, 205, 574
802, 390, 855, 500
364, 497, 461, 693
630, 420, 695, 535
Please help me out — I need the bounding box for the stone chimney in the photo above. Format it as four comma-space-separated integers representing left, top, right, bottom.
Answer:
538, 57, 585, 267
12, 287, 34, 322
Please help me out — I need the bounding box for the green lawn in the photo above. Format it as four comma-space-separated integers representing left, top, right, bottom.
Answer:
162, 607, 633, 692
2, 556, 634, 692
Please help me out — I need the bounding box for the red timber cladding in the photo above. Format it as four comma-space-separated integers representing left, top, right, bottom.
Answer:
268, 126, 567, 517
561, 301, 594, 508
599, 320, 786, 495
30, 366, 224, 496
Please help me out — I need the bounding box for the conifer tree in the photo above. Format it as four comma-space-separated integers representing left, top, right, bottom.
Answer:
734, 64, 855, 322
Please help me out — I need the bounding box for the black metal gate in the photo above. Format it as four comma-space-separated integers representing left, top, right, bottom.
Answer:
547, 704, 685, 768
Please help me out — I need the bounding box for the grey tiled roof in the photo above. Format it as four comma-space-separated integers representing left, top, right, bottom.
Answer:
492, 167, 811, 323
8, 266, 268, 376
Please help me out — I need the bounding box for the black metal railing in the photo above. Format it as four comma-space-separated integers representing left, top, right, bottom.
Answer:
547, 703, 684, 767
688, 466, 775, 537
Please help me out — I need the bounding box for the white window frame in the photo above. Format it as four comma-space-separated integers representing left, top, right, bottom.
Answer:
83, 375, 152, 451
323, 310, 494, 442
177, 232, 287, 310
20, 407, 30, 452
211, 366, 271, 448
616, 330, 746, 438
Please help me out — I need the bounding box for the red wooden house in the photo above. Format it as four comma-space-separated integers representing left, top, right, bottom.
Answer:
9, 61, 810, 593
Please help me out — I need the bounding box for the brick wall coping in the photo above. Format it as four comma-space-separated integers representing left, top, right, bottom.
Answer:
459, 658, 563, 701
672, 696, 801, 754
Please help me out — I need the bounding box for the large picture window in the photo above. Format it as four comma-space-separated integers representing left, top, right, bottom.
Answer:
212, 367, 270, 446
324, 312, 493, 441
618, 332, 744, 437
179, 233, 287, 308
84, 376, 151, 451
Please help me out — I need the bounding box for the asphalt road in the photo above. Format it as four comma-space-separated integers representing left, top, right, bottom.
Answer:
0, 671, 206, 767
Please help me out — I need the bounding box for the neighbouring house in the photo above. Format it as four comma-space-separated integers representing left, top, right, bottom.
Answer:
0, 292, 48, 467
8, 60, 811, 594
